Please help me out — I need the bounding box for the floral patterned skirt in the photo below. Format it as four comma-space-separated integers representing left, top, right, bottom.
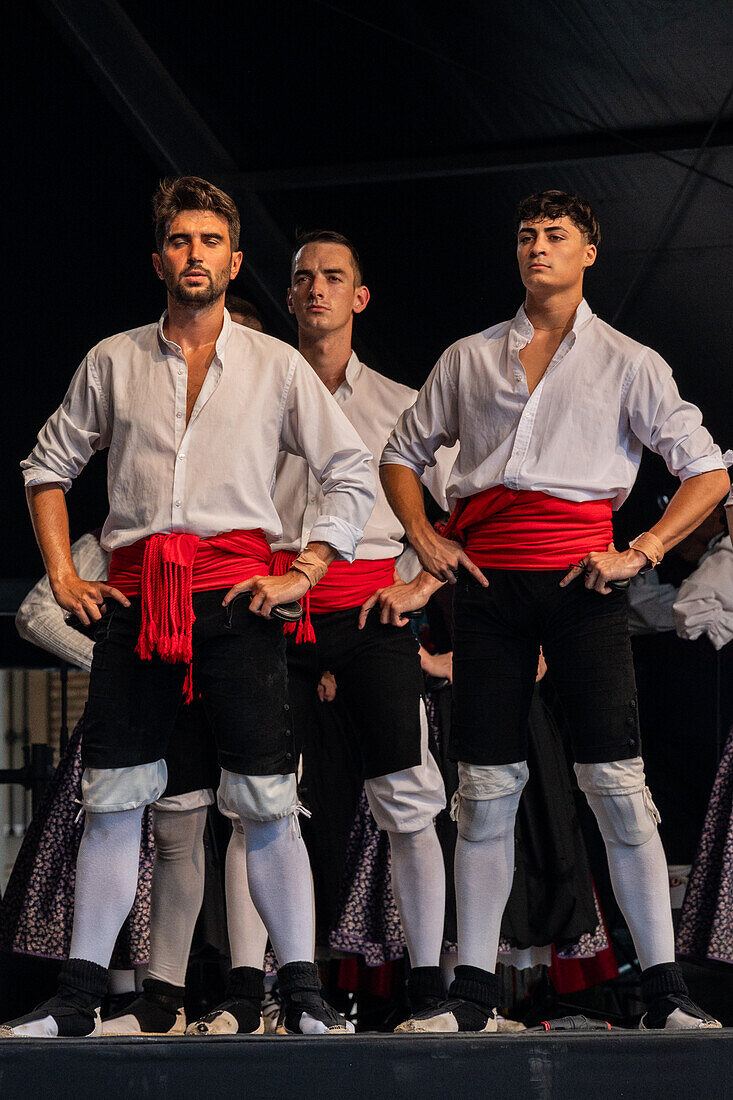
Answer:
329, 690, 610, 966
676, 726, 733, 965
0, 716, 154, 968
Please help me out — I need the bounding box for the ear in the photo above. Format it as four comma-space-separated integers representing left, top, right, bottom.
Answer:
583, 244, 597, 269
286, 287, 295, 315
152, 253, 164, 281
352, 284, 370, 314
230, 251, 243, 279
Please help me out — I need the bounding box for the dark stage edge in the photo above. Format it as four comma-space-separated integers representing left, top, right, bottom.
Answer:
1, 1031, 732, 1100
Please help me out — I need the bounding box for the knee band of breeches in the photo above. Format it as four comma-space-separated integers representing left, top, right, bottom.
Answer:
217, 770, 298, 823
575, 757, 661, 846
451, 761, 529, 843
81, 760, 167, 813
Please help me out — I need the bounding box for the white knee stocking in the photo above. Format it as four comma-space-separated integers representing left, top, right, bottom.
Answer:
240, 815, 313, 967
602, 829, 675, 970
388, 825, 445, 969
69, 807, 145, 968
147, 806, 207, 987
576, 760, 675, 971
225, 821, 269, 969
454, 791, 522, 973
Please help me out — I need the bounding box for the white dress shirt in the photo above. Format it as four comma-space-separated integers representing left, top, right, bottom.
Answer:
381, 300, 725, 510
673, 536, 733, 651
16, 533, 109, 671
271, 353, 457, 561
21, 312, 376, 561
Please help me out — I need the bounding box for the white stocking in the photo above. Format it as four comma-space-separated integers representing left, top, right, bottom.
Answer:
241, 815, 313, 967
599, 827, 675, 970
69, 807, 145, 968
388, 825, 445, 968
454, 791, 522, 973
147, 806, 207, 986
225, 821, 269, 969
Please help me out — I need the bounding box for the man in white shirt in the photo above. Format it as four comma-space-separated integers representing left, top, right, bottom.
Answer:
188, 231, 449, 1035
3, 178, 376, 1039
374, 190, 728, 1032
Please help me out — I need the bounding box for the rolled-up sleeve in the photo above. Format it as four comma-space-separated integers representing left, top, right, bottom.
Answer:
673, 537, 733, 650
625, 349, 725, 481
15, 533, 109, 670
381, 355, 459, 477
280, 355, 377, 561
20, 354, 111, 492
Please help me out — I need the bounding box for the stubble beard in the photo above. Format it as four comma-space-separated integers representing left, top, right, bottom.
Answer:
165, 263, 231, 309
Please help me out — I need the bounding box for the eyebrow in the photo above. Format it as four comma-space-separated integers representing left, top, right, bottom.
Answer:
293, 266, 349, 277
518, 224, 569, 236
168, 230, 225, 241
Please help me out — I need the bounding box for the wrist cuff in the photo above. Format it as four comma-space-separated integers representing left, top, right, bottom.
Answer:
291, 549, 329, 589
629, 531, 665, 573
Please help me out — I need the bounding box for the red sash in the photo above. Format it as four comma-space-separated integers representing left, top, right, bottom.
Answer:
270, 551, 396, 643
440, 486, 613, 570
109, 529, 271, 699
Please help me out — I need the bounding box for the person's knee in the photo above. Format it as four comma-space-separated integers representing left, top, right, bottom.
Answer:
365, 759, 445, 834
453, 762, 528, 843
152, 805, 207, 859
217, 770, 298, 823
81, 761, 167, 813
575, 757, 660, 846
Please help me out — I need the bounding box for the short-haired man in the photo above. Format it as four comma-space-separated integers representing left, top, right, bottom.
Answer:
187, 230, 451, 1034
376, 190, 728, 1032
3, 178, 375, 1038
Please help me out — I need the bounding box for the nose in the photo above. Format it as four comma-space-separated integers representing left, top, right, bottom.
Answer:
309, 274, 326, 299
187, 237, 204, 265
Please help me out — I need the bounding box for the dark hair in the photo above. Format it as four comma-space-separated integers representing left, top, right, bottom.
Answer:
515, 190, 600, 247
153, 176, 241, 252
291, 230, 363, 285
225, 293, 264, 329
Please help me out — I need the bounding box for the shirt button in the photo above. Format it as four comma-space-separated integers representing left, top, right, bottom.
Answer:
174, 500, 182, 507
178, 453, 186, 461
284, 703, 290, 711
178, 368, 184, 376
176, 412, 183, 419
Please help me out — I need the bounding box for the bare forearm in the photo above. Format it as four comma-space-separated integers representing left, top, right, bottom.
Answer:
380, 464, 431, 543
26, 484, 77, 586
649, 470, 730, 553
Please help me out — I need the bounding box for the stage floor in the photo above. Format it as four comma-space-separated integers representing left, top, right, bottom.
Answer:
1, 1029, 731, 1100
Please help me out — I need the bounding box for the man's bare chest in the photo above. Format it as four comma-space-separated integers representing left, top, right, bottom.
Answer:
518, 334, 564, 395
184, 347, 216, 423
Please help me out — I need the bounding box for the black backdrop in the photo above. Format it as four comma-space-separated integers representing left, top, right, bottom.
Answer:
4, 0, 732, 581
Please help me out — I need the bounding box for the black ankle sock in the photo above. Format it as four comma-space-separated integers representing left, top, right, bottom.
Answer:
58, 958, 108, 1011
219, 967, 265, 1030
227, 966, 266, 1001
277, 961, 321, 997
450, 965, 498, 1013
105, 978, 184, 1029
408, 966, 445, 1012
142, 978, 185, 1009
640, 963, 689, 1028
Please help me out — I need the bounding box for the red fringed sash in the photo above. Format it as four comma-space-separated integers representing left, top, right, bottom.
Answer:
110, 529, 271, 700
